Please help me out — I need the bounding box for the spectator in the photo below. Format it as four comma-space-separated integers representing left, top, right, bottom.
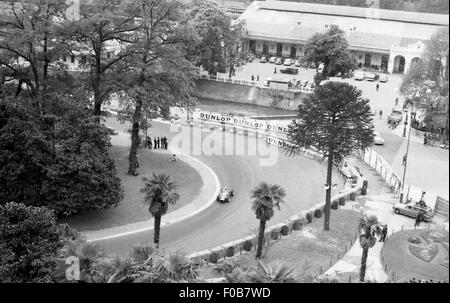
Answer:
376, 83, 379, 91
395, 97, 399, 106
402, 154, 407, 166
251, 74, 254, 81
379, 224, 388, 242
414, 211, 423, 227
257, 74, 259, 82
424, 133, 428, 145
274, 67, 277, 74
379, 110, 383, 119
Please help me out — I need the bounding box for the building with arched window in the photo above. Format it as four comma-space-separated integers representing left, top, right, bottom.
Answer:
238, 1, 448, 74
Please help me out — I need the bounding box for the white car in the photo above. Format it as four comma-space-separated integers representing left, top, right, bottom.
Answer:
283, 58, 293, 66
269, 56, 276, 63
379, 74, 389, 82
354, 71, 365, 81
373, 132, 384, 145
366, 72, 377, 81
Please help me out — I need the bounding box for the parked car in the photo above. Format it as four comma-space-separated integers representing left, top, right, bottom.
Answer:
269, 56, 276, 63
216, 187, 234, 203
365, 72, 377, 81
354, 71, 366, 80
379, 74, 389, 82
294, 59, 301, 67
283, 58, 293, 66
260, 56, 267, 63
387, 109, 403, 124
275, 57, 283, 65
392, 202, 434, 222
373, 131, 384, 145
280, 67, 299, 74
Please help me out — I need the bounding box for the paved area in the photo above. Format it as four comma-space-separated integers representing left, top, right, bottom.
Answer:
219, 61, 449, 199
324, 158, 448, 283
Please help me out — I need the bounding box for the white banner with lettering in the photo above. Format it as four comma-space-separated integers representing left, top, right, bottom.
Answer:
193, 111, 290, 134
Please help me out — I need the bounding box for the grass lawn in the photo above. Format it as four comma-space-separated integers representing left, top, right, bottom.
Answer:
199, 209, 361, 281
381, 229, 449, 282
60, 145, 203, 232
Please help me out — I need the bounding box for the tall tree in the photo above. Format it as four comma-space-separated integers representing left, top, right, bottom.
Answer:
223, 21, 249, 79
140, 174, 180, 248
117, 0, 197, 176
288, 82, 374, 231
303, 25, 355, 82
187, 0, 231, 76
0, 0, 67, 112
251, 182, 286, 259
358, 215, 381, 282
67, 0, 140, 121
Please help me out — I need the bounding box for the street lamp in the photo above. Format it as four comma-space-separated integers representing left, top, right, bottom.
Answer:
399, 110, 413, 204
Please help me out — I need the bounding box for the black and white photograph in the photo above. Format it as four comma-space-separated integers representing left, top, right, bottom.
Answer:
0, 0, 448, 295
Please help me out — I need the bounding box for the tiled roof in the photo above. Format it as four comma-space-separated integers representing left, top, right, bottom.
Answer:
240, 1, 448, 52
255, 1, 449, 26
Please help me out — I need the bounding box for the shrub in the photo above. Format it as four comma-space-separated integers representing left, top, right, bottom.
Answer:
0, 202, 79, 282
293, 219, 302, 230
306, 212, 313, 223
314, 208, 322, 218
271, 230, 280, 240
209, 252, 219, 263
242, 240, 252, 252
339, 197, 346, 206
226, 246, 235, 257
350, 192, 357, 201
280, 225, 289, 236
331, 200, 339, 210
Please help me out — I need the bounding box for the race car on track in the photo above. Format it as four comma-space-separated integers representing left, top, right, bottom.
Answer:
217, 187, 234, 203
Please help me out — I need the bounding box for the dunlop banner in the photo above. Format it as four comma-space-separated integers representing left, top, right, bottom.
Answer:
195, 111, 290, 134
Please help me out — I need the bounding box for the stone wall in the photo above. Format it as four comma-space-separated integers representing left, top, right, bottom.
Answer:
194, 79, 306, 111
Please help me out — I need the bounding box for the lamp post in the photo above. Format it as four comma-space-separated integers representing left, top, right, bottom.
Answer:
399, 111, 413, 204
399, 91, 421, 203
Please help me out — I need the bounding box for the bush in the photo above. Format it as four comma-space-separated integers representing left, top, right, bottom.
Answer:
314, 208, 322, 218
280, 225, 289, 236
271, 230, 280, 240
339, 197, 346, 206
350, 192, 357, 201
209, 252, 219, 263
293, 219, 302, 230
0, 202, 79, 282
331, 200, 339, 210
306, 212, 313, 223
226, 246, 235, 257
242, 240, 252, 252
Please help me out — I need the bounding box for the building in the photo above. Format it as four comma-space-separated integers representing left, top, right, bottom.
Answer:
238, 1, 449, 73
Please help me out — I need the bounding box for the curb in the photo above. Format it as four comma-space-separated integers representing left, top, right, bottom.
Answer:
84, 131, 220, 242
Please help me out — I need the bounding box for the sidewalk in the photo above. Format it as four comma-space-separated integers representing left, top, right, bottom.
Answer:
83, 127, 220, 242
324, 158, 448, 283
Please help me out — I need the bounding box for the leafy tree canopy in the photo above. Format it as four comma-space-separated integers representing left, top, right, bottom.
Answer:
0, 202, 79, 282
303, 25, 355, 78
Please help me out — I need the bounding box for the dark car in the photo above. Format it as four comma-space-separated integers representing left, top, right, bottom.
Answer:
280, 67, 299, 74
216, 187, 234, 203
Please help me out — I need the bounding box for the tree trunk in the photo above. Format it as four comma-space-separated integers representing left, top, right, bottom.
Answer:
128, 98, 142, 175
93, 52, 102, 123
154, 213, 161, 248
256, 219, 266, 259
359, 247, 369, 282
228, 63, 233, 78
324, 150, 334, 231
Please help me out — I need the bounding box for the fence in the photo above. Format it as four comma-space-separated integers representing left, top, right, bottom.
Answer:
360, 148, 448, 217
199, 74, 315, 94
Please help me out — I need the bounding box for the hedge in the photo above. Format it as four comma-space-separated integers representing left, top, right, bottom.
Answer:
280, 225, 289, 236
314, 208, 322, 218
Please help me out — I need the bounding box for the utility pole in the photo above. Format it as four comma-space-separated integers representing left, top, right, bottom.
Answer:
399, 111, 412, 204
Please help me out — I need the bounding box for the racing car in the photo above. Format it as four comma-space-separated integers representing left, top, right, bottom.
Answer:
216, 187, 234, 203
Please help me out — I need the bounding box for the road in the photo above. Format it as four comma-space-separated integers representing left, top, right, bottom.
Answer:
94, 119, 345, 257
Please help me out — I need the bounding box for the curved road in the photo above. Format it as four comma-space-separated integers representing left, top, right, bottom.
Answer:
95, 120, 344, 257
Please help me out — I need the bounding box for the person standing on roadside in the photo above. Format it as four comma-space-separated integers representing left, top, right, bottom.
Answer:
376, 83, 379, 91
379, 110, 383, 119
153, 137, 157, 149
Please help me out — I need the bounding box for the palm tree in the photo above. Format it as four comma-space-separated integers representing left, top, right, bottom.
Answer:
251, 182, 286, 259
358, 215, 381, 282
224, 260, 298, 283
141, 174, 180, 248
